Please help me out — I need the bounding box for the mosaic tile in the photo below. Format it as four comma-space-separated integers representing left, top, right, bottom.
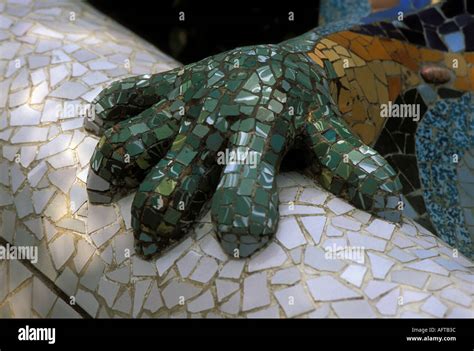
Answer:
132, 256, 156, 276
48, 234, 74, 270
300, 216, 326, 244
87, 205, 117, 233
187, 290, 215, 313
364, 281, 398, 300
155, 237, 193, 276
143, 282, 164, 314
242, 272, 270, 311
375, 288, 400, 316
199, 234, 228, 262
274, 284, 314, 317
177, 251, 202, 278
340, 264, 367, 287
219, 260, 246, 279
161, 280, 202, 309
98, 277, 120, 308
440, 287, 472, 307
332, 300, 376, 318
402, 290, 429, 304
348, 232, 387, 251
106, 266, 130, 284
80, 255, 105, 291
276, 217, 307, 250
0, 0, 473, 320
405, 259, 449, 276
216, 279, 239, 302
133, 280, 151, 317
113, 290, 132, 314
447, 307, 473, 318
307, 304, 331, 318
8, 259, 31, 292
50, 299, 81, 319
365, 253, 393, 282
271, 267, 301, 285
299, 187, 328, 205
307, 276, 361, 301
388, 247, 417, 263
190, 257, 219, 284
248, 242, 287, 272
32, 278, 57, 318
55, 267, 78, 296
76, 289, 99, 317
219, 292, 241, 315
391, 270, 429, 289
421, 296, 447, 318
365, 219, 395, 240
90, 223, 120, 248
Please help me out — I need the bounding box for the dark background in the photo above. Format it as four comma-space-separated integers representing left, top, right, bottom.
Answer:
88, 0, 320, 64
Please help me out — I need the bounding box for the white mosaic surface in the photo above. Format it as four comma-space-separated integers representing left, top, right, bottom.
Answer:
0, 0, 473, 319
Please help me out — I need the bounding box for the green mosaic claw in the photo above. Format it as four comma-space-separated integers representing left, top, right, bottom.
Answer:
87, 44, 402, 259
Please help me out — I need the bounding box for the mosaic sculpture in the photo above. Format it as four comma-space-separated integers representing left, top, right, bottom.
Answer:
86, 0, 474, 259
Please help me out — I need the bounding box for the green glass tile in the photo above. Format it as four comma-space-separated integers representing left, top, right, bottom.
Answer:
155, 177, 177, 196
235, 91, 259, 105
208, 70, 224, 85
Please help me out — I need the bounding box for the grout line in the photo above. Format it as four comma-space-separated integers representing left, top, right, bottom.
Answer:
0, 237, 92, 319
